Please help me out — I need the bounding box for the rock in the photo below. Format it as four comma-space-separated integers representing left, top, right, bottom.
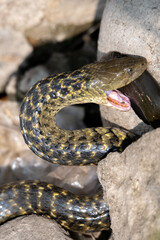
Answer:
98, 0, 160, 83
0, 1, 45, 32
0, 0, 106, 44
57, 106, 85, 130
0, 28, 31, 93
0, 215, 71, 240
16, 66, 49, 96
98, 5, 159, 236
98, 0, 159, 134
98, 128, 160, 240
0, 100, 54, 184
100, 105, 153, 136
7, 33, 97, 100
98, 4, 160, 235
0, 0, 104, 93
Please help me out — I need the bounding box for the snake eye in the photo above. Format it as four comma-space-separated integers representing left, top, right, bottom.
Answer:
127, 68, 133, 73
127, 68, 133, 75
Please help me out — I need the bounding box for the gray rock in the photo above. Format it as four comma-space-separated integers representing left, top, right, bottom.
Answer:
0, 215, 71, 240
18, 66, 49, 94
98, 3, 160, 238
98, 0, 159, 136
98, 0, 160, 83
0, 28, 31, 93
100, 105, 153, 136
98, 128, 160, 240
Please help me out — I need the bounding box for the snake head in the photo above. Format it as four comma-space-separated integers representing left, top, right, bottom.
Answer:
86, 56, 147, 111
88, 56, 147, 90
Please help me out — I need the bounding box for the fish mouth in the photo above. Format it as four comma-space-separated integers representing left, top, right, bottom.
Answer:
105, 90, 131, 111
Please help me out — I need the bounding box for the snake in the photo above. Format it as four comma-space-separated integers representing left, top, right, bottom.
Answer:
0, 56, 147, 233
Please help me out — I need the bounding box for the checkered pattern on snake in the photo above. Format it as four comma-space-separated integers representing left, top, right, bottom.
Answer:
0, 56, 147, 232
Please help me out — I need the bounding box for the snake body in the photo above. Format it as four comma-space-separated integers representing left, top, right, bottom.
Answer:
0, 56, 147, 232
0, 180, 109, 232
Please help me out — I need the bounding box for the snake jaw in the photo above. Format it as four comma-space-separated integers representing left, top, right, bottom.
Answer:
105, 90, 131, 111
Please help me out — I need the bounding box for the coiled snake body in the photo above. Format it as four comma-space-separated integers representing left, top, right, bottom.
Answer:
0, 56, 147, 232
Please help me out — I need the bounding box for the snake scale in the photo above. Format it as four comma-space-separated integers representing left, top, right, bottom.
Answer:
0, 56, 147, 232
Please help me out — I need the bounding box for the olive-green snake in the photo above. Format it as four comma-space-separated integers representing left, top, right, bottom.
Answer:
0, 56, 147, 232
